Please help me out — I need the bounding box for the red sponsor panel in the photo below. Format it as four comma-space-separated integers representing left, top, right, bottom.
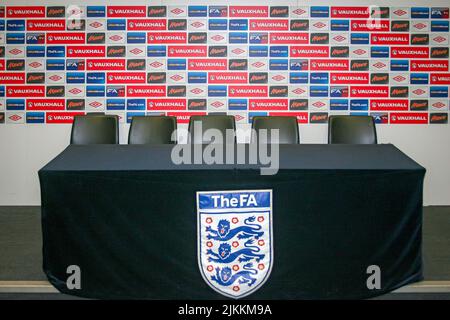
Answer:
208, 72, 248, 84
269, 112, 308, 123
391, 47, 429, 59
370, 99, 409, 111
27, 19, 65, 31
167, 112, 207, 123
411, 60, 449, 72
188, 59, 228, 70
290, 46, 329, 58
107, 6, 146, 17
371, 33, 409, 45
128, 19, 166, 31
0, 60, 5, 71
269, 33, 308, 44
148, 32, 187, 44
351, 20, 390, 31
46, 33, 86, 44
87, 59, 126, 71
67, 46, 106, 58
0, 73, 25, 84
249, 19, 289, 31
107, 72, 146, 84
6, 6, 45, 17
6, 86, 45, 97
27, 99, 65, 111
331, 6, 369, 18
147, 99, 187, 110
127, 86, 166, 97
249, 99, 288, 111
228, 86, 268, 97
350, 86, 389, 97
330, 73, 369, 84
430, 73, 450, 85
390, 113, 429, 124
46, 112, 84, 124
168, 46, 207, 57
310, 59, 349, 71
229, 6, 269, 17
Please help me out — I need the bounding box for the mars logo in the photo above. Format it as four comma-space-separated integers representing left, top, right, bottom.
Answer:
197, 190, 273, 299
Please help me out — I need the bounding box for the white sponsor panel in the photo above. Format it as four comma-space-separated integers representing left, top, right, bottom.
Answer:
289, 85, 308, 98
188, 85, 207, 98
66, 85, 85, 98
410, 86, 429, 98
6, 112, 25, 124
168, 72, 187, 84
86, 99, 106, 111
208, 99, 227, 111
147, 59, 166, 71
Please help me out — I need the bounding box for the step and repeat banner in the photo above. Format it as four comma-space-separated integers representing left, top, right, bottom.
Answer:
0, 4, 449, 125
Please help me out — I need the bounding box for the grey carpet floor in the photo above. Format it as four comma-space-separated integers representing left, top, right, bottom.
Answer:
0, 206, 449, 281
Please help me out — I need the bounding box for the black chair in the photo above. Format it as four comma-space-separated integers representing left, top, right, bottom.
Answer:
70, 115, 119, 145
251, 116, 299, 144
328, 115, 377, 144
188, 115, 236, 144
128, 116, 177, 144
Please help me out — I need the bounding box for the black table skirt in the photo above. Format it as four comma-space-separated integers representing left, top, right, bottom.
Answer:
39, 144, 425, 299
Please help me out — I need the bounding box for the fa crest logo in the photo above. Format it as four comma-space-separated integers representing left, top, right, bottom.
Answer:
197, 190, 273, 298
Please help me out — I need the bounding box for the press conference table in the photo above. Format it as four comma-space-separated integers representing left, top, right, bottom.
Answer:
39, 144, 425, 299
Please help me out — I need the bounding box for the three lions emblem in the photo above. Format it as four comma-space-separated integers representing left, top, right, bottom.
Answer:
197, 190, 273, 298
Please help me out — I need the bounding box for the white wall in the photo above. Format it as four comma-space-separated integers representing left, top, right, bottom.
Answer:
0, 0, 449, 205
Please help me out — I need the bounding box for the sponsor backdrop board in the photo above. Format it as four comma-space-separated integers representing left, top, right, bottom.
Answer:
0, 0, 449, 206
0, 3, 449, 125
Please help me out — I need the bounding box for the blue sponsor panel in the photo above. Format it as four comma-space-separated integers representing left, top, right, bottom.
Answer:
86, 86, 105, 97
209, 19, 228, 30
229, 32, 248, 44
289, 72, 308, 84
310, 6, 330, 17
209, 6, 227, 17
330, 86, 348, 97
87, 72, 105, 84
46, 59, 65, 70
249, 33, 268, 44
66, 60, 85, 70
127, 32, 146, 44
126, 111, 146, 123
390, 60, 409, 71
0, 86, 5, 97
411, 7, 430, 19
106, 86, 125, 97
208, 85, 227, 97
269, 59, 288, 70
167, 59, 186, 70
431, 7, 449, 19
330, 20, 349, 31
47, 46, 65, 58
147, 46, 166, 57
228, 99, 247, 110
248, 112, 268, 122
290, 59, 308, 71
431, 21, 449, 32
249, 46, 268, 57
350, 112, 369, 116
26, 112, 45, 123
27, 46, 45, 57
107, 99, 126, 110
350, 99, 369, 111
351, 33, 369, 45
371, 46, 389, 58
330, 99, 349, 110
66, 72, 86, 84
26, 33, 45, 44
188, 72, 207, 83
270, 46, 288, 57
410, 73, 429, 84
107, 19, 126, 31
87, 6, 106, 17
309, 86, 328, 97
0, 20, 4, 31
127, 99, 146, 110
188, 6, 208, 17
6, 99, 25, 110
7, 20, 25, 31
229, 19, 248, 30
430, 86, 449, 98
310, 72, 329, 84
6, 33, 25, 44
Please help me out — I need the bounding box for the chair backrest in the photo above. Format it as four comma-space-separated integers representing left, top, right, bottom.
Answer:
328, 115, 377, 144
128, 116, 177, 144
70, 115, 119, 145
188, 115, 236, 144
251, 116, 299, 144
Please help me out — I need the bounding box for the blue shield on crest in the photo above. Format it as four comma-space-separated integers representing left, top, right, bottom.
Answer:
197, 190, 273, 299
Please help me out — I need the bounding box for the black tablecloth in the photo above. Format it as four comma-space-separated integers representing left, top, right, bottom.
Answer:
39, 144, 425, 299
